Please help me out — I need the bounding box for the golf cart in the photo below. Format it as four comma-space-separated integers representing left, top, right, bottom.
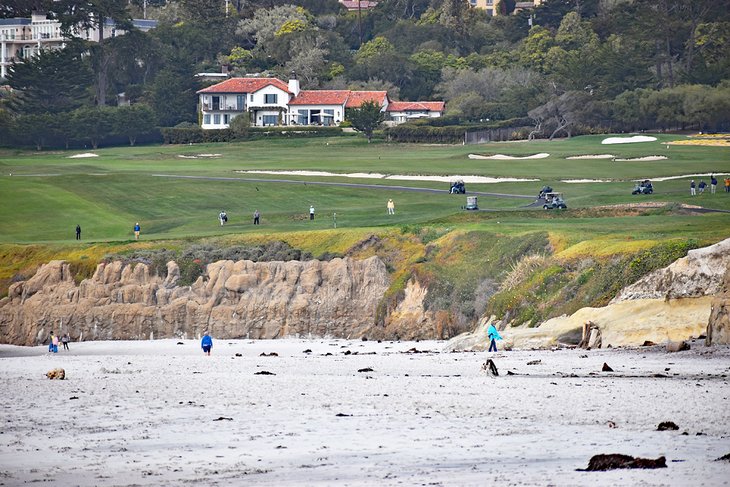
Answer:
543, 192, 567, 210
465, 196, 478, 210
632, 180, 653, 195
449, 180, 466, 194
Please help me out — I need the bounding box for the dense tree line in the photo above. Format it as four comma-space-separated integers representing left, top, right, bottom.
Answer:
1, 0, 729, 148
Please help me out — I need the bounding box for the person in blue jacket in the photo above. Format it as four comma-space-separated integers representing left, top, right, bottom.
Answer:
201, 331, 213, 356
487, 323, 502, 352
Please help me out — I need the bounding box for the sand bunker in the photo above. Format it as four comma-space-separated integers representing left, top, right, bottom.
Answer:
469, 153, 550, 160
237, 170, 538, 184
177, 153, 222, 159
67, 153, 99, 158
652, 172, 730, 182
602, 135, 657, 145
562, 179, 612, 183
566, 154, 615, 160
614, 156, 668, 161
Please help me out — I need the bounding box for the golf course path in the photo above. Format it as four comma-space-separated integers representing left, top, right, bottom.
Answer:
151, 173, 536, 199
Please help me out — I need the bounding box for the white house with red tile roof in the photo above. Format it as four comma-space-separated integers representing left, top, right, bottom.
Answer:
197, 76, 440, 129
198, 77, 291, 129
386, 101, 445, 125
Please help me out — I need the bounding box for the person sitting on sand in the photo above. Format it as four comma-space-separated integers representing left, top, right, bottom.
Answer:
487, 323, 502, 352
201, 331, 213, 356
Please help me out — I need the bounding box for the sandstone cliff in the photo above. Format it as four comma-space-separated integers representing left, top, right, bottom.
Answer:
448, 237, 730, 351
707, 267, 730, 346
0, 257, 390, 346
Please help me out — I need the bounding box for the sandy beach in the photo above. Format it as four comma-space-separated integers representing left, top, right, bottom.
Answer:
1, 339, 729, 486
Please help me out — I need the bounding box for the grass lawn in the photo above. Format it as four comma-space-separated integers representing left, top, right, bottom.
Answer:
0, 134, 728, 246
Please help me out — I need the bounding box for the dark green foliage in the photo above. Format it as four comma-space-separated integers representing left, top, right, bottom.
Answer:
346, 100, 385, 142
6, 44, 92, 115
160, 126, 343, 144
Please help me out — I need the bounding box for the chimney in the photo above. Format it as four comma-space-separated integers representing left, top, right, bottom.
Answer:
288, 71, 300, 97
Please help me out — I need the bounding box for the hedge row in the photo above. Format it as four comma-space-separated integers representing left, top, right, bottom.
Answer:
384, 117, 534, 143
160, 126, 344, 144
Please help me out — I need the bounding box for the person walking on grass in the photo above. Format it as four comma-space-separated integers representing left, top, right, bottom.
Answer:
710, 175, 717, 194
134, 222, 141, 240
219, 210, 228, 226
253, 209, 260, 225
487, 323, 502, 352
690, 180, 696, 196
387, 199, 395, 215
698, 180, 707, 194
725, 177, 730, 193
201, 331, 213, 356
309, 205, 315, 221
75, 224, 81, 240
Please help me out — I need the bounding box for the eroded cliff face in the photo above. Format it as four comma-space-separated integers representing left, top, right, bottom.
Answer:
0, 257, 390, 346
707, 268, 730, 346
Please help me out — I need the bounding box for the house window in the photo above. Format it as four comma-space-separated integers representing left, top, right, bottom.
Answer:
297, 110, 308, 125
212, 96, 220, 110
213, 114, 221, 125
203, 114, 211, 125
237, 95, 244, 110
264, 94, 277, 104
224, 114, 230, 124
262, 115, 277, 126
250, 94, 254, 102
323, 109, 335, 126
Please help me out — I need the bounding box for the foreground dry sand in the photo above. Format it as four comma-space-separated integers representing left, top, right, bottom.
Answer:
1, 339, 728, 486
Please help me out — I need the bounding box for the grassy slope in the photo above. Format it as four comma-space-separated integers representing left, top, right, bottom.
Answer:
1, 134, 729, 332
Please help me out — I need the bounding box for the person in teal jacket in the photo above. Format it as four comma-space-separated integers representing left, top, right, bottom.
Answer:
201, 331, 213, 356
487, 324, 502, 352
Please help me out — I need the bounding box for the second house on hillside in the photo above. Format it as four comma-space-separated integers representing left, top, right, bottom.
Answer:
197, 76, 443, 129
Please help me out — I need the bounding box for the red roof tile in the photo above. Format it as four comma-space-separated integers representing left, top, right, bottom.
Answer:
345, 91, 388, 108
197, 77, 290, 94
289, 90, 351, 106
387, 101, 445, 112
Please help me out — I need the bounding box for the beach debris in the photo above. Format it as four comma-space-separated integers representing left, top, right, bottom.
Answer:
176, 342, 184, 345
666, 341, 690, 353
404, 348, 429, 354
69, 396, 79, 400
526, 359, 541, 365
46, 368, 65, 380
657, 421, 680, 431
213, 417, 233, 421
579, 454, 666, 471
607, 421, 617, 429
254, 371, 275, 375
259, 352, 279, 357
358, 367, 374, 373
235, 353, 242, 357
601, 363, 614, 372
716, 453, 730, 462
335, 413, 352, 417
579, 321, 601, 349
482, 359, 499, 376
642, 340, 656, 347
303, 349, 312, 353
